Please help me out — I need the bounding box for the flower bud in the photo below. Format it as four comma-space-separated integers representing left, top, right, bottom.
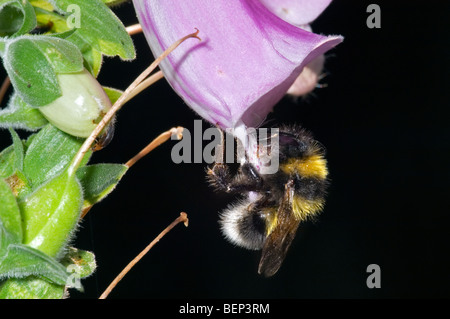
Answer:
39, 69, 113, 138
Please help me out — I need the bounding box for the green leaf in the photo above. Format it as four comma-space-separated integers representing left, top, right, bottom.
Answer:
0, 0, 37, 37
24, 130, 37, 147
0, 38, 5, 54
51, 0, 135, 60
0, 93, 49, 131
0, 276, 65, 299
101, 0, 129, 6
23, 124, 89, 190
66, 34, 103, 76
34, 36, 84, 73
12, 0, 36, 36
60, 247, 96, 278
103, 86, 123, 105
29, 0, 54, 11
33, 6, 103, 75
0, 179, 22, 256
76, 163, 127, 208
3, 35, 84, 107
0, 1, 23, 36
33, 5, 69, 34
8, 127, 24, 172
4, 36, 59, 106
18, 169, 83, 258
0, 128, 27, 179
32, 0, 136, 75
0, 244, 69, 286
0, 145, 16, 179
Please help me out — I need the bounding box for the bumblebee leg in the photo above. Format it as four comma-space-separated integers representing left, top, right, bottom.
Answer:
207, 162, 264, 193
207, 127, 265, 193
206, 163, 233, 192
240, 162, 263, 186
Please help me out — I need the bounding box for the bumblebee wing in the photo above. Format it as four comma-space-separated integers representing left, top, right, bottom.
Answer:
258, 180, 301, 277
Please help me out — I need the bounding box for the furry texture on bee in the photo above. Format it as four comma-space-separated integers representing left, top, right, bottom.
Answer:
207, 125, 329, 277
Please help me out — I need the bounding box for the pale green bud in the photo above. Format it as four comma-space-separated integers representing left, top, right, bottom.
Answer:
39, 69, 112, 138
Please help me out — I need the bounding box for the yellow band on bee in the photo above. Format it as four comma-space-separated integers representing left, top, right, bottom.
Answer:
292, 196, 325, 221
264, 196, 324, 236
280, 155, 328, 179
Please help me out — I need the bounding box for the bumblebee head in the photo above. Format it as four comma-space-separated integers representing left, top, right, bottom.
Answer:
277, 127, 325, 161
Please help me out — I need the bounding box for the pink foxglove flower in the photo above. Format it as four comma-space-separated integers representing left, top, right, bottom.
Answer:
259, 1, 334, 97
259, 0, 334, 27
133, 0, 342, 132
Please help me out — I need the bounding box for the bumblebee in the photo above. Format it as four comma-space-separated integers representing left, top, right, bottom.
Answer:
207, 125, 329, 277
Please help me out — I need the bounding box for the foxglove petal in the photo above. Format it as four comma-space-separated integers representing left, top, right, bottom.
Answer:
133, 0, 342, 129
259, 0, 333, 26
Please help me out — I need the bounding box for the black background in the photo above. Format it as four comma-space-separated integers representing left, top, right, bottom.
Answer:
1, 0, 449, 299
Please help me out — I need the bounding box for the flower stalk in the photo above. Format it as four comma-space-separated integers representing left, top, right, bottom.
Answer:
99, 212, 189, 299
68, 29, 201, 177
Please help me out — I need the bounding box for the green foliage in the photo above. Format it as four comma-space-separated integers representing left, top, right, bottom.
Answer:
0, 276, 65, 299
8, 128, 23, 172
3, 36, 84, 106
77, 163, 128, 209
0, 176, 67, 298
18, 168, 83, 258
1, 0, 135, 106
0, 0, 137, 299
103, 86, 123, 105
51, 0, 135, 60
101, 0, 129, 6
0, 93, 49, 131
0, 0, 37, 37
22, 124, 88, 190
0, 178, 22, 249
0, 124, 128, 298
60, 247, 97, 279
0, 245, 97, 298
0, 145, 17, 179
0, 244, 70, 285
